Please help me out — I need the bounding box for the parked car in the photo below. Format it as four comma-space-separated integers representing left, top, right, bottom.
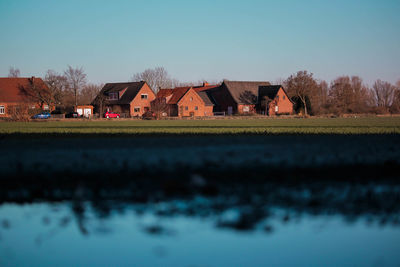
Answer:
104, 111, 120, 119
32, 112, 51, 119
65, 112, 79, 118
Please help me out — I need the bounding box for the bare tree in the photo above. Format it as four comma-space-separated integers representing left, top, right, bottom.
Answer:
285, 70, 318, 116
390, 80, 400, 113
373, 79, 395, 109
131, 67, 179, 93
8, 67, 20, 77
44, 70, 68, 108
328, 76, 371, 114
64, 66, 87, 108
260, 95, 274, 115
18, 77, 52, 109
151, 97, 169, 119
80, 83, 103, 105
312, 80, 329, 114
92, 90, 106, 116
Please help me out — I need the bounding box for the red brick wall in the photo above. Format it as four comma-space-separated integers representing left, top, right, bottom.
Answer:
0, 102, 10, 117
204, 106, 213, 116
0, 102, 50, 117
129, 84, 156, 116
269, 88, 293, 115
177, 89, 207, 117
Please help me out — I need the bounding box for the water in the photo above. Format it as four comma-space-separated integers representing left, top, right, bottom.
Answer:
1, 134, 400, 266
1, 200, 400, 267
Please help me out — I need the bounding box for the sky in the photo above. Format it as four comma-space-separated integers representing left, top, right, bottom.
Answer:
0, 0, 399, 86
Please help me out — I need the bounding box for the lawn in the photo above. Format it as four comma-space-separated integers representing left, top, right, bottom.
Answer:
1, 117, 400, 135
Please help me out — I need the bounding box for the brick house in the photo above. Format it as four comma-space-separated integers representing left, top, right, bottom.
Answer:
0, 77, 51, 118
94, 81, 156, 117
155, 84, 215, 117
258, 85, 294, 115
205, 81, 293, 115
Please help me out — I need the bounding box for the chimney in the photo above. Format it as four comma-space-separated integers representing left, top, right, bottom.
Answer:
31, 76, 35, 82
203, 82, 209, 87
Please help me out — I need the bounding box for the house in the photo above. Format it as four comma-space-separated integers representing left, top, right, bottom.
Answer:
0, 77, 51, 118
258, 85, 294, 115
154, 83, 216, 117
205, 81, 293, 115
94, 81, 156, 117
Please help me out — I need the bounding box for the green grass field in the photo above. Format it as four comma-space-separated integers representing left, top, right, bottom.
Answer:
1, 117, 400, 135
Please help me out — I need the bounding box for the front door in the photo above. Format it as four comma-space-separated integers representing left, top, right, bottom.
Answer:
228, 106, 233, 115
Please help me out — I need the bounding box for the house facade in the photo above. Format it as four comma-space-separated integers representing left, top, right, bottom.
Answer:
155, 84, 215, 117
0, 77, 51, 118
258, 85, 294, 115
205, 81, 293, 115
94, 81, 156, 117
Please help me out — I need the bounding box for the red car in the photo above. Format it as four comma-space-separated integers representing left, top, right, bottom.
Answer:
104, 111, 120, 119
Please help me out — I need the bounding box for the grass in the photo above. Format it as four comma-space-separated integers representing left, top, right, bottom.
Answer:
1, 117, 400, 135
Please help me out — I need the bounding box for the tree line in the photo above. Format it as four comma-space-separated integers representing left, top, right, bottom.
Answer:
284, 71, 400, 116
8, 66, 102, 113
7, 66, 400, 116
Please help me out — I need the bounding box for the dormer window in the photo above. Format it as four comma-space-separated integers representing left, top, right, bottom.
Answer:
108, 92, 118, 100
141, 94, 148, 99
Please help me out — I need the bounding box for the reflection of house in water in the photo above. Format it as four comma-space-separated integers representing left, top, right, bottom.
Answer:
94, 81, 156, 117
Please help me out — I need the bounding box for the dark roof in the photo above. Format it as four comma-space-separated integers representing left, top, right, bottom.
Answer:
197, 91, 214, 106
156, 89, 174, 98
0, 77, 48, 103
258, 85, 282, 99
99, 81, 146, 105
167, 87, 191, 104
223, 81, 271, 104
193, 84, 220, 92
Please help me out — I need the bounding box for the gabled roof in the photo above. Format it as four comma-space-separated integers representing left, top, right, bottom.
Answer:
197, 91, 214, 106
258, 85, 282, 99
223, 81, 271, 104
156, 89, 174, 98
166, 87, 191, 104
99, 81, 148, 105
156, 84, 216, 106
0, 77, 48, 103
258, 85, 294, 103
193, 84, 220, 92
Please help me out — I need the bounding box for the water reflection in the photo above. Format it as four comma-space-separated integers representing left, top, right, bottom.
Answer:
1, 177, 400, 236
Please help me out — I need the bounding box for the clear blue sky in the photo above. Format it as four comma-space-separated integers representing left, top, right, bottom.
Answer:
0, 0, 399, 86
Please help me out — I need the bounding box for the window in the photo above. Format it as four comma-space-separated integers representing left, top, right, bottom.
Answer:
276, 95, 279, 101
283, 95, 285, 100
43, 105, 49, 110
195, 106, 198, 110
190, 97, 193, 101
185, 106, 188, 111
141, 94, 148, 99
134, 107, 140, 113
0, 105, 5, 115
108, 92, 118, 100
243, 106, 250, 112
